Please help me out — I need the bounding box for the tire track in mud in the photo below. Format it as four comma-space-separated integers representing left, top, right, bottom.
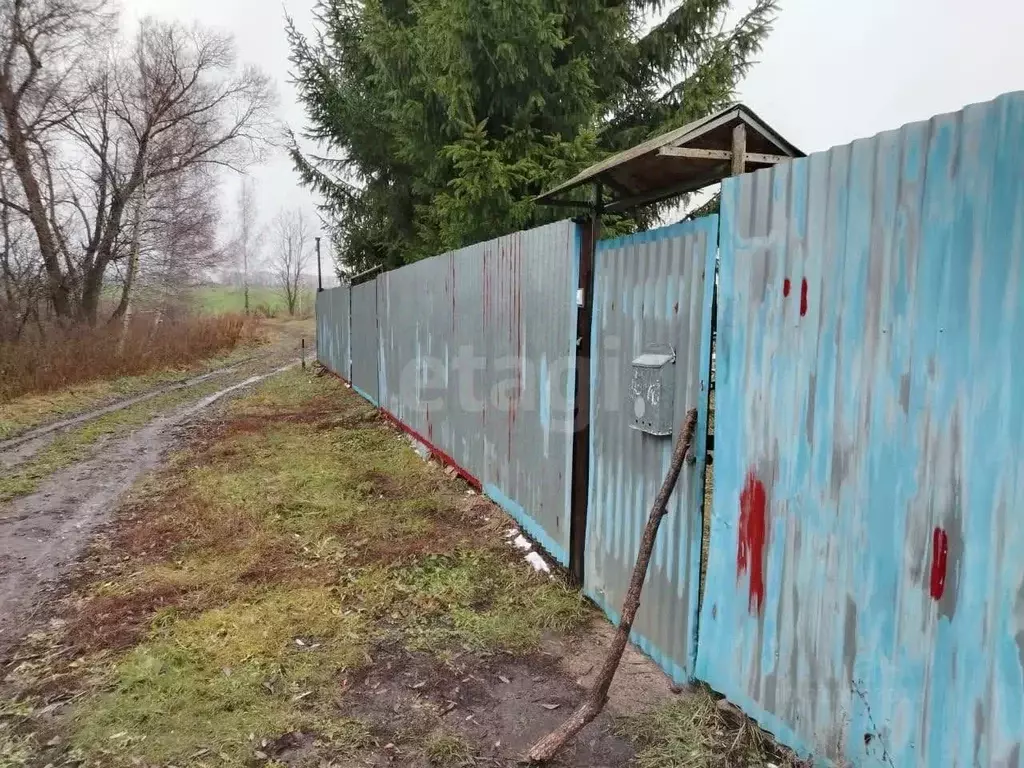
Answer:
0, 365, 247, 470
0, 361, 298, 662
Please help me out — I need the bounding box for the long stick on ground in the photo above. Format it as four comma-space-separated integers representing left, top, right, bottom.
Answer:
526, 408, 699, 763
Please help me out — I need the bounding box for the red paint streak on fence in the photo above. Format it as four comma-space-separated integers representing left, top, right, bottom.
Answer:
482, 246, 490, 328
930, 526, 949, 600
377, 408, 482, 490
737, 471, 768, 615
783, 278, 791, 297
800, 278, 809, 317
482, 246, 490, 431
450, 252, 457, 334
506, 234, 525, 457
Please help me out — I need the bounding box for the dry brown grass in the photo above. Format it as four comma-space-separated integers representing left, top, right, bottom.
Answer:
0, 312, 261, 402
618, 683, 806, 768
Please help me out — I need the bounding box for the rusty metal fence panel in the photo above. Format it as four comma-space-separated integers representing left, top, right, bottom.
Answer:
350, 281, 379, 405
585, 218, 717, 683
315, 285, 351, 380
377, 220, 580, 564
697, 92, 1024, 766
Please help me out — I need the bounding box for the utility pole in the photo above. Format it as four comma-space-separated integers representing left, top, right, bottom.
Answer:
316, 236, 323, 292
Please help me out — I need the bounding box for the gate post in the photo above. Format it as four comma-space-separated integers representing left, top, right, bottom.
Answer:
568, 183, 602, 587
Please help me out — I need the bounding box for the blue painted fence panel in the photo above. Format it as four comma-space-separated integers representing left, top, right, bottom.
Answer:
586, 218, 717, 682
697, 92, 1024, 766
315, 285, 351, 380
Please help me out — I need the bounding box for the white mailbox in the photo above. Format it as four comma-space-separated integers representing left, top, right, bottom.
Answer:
628, 343, 675, 436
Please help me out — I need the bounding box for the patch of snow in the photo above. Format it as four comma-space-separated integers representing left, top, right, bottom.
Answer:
513, 535, 532, 551
406, 435, 430, 460
525, 552, 550, 573
505, 528, 519, 538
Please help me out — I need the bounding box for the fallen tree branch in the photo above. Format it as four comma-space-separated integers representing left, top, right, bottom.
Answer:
525, 408, 699, 763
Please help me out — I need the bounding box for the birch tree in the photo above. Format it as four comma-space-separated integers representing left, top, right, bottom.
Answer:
271, 207, 310, 317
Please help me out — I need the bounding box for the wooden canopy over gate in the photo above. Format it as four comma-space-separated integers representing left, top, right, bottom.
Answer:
536, 103, 804, 213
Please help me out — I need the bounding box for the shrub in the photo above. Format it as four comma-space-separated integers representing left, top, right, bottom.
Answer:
0, 312, 260, 402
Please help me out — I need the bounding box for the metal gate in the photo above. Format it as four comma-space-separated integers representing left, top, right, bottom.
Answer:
585, 217, 717, 682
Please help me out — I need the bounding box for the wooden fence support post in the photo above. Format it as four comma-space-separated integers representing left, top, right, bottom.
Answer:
568, 183, 602, 587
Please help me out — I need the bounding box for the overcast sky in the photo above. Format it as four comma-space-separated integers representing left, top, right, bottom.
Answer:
121, 0, 1024, 273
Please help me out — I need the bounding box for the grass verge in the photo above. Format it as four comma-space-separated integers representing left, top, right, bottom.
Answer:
2, 368, 590, 767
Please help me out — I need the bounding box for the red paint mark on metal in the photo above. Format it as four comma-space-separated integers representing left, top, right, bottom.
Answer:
378, 408, 482, 490
482, 246, 490, 432
783, 278, 791, 297
506, 234, 525, 457
482, 246, 491, 328
450, 251, 457, 334
737, 471, 768, 615
930, 527, 949, 600
800, 278, 808, 317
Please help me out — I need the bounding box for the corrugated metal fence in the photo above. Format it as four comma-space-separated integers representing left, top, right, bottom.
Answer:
350, 281, 379, 404
331, 220, 581, 563
318, 91, 1024, 766
699, 92, 1024, 766
315, 284, 350, 380
585, 218, 716, 682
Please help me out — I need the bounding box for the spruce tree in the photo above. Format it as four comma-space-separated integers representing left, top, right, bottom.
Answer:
288, 0, 777, 271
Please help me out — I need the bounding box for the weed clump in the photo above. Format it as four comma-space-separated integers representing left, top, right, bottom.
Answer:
617, 684, 803, 768
424, 730, 475, 766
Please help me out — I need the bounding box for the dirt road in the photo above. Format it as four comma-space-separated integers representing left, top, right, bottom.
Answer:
0, 321, 311, 661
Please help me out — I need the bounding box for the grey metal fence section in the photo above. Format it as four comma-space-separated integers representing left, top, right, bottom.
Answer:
697, 92, 1024, 767
585, 218, 717, 683
350, 281, 379, 405
377, 220, 580, 564
315, 285, 351, 380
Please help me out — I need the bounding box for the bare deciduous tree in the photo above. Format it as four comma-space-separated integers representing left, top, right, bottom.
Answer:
271, 207, 310, 317
0, 7, 275, 324
235, 177, 259, 314
0, 165, 47, 340
0, 0, 113, 320
139, 166, 222, 322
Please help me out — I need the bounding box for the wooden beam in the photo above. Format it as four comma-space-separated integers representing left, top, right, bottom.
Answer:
659, 145, 792, 166
603, 165, 730, 213
658, 147, 733, 161
731, 124, 747, 177
744, 152, 791, 165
